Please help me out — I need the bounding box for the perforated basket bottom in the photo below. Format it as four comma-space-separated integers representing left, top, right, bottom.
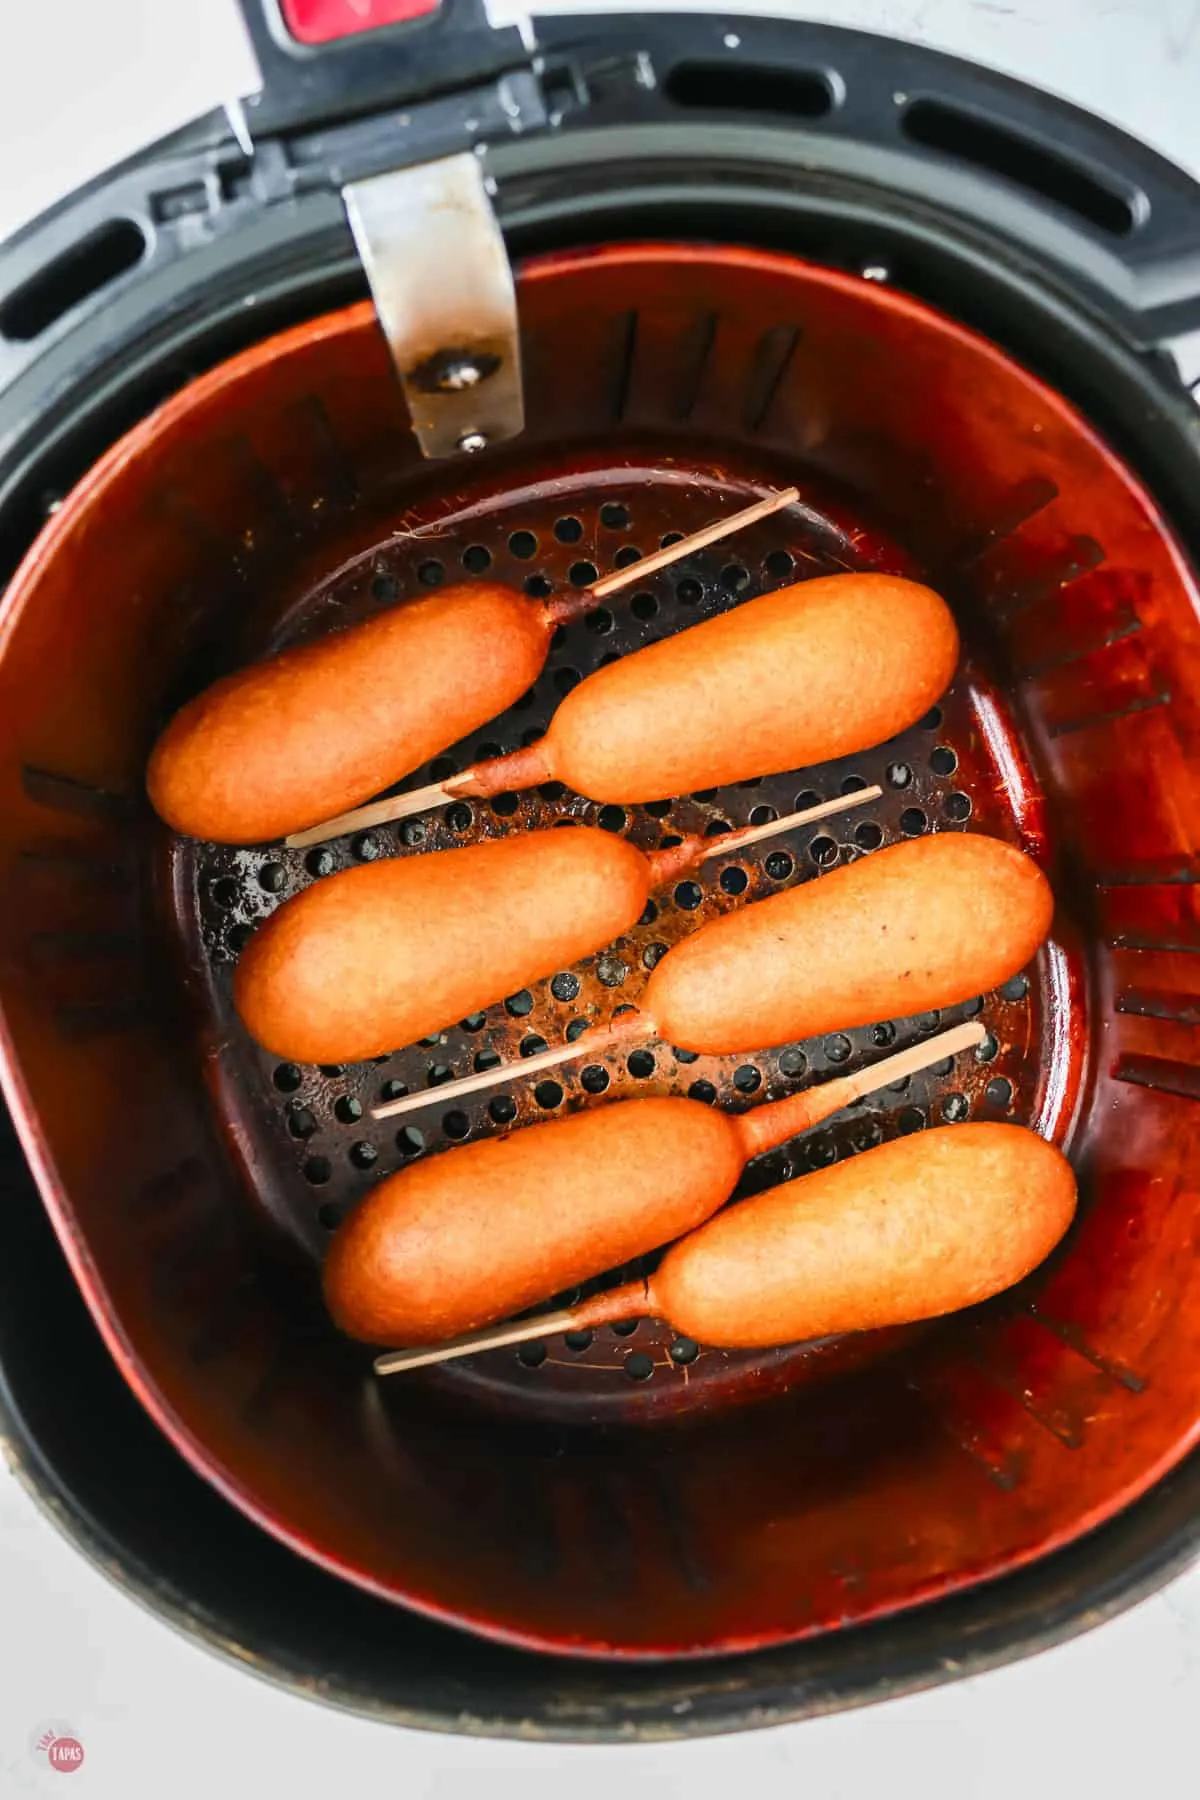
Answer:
172, 449, 1067, 1424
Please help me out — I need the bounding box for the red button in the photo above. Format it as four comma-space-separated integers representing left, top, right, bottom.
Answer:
281, 0, 442, 46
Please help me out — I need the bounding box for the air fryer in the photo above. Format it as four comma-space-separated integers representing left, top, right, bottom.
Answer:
2, 0, 1200, 1731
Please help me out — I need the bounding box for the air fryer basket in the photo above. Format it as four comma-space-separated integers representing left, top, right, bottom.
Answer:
2, 233, 1200, 1657
5, 1, 1200, 1726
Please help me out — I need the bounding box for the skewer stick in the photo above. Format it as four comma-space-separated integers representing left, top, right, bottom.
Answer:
370, 785, 882, 1123
287, 784, 456, 848
295, 775, 880, 861
827, 1019, 983, 1099
284, 487, 800, 850
372, 1020, 986, 1376
375, 1308, 587, 1374
700, 785, 880, 862
588, 486, 799, 599
376, 1015, 648, 1121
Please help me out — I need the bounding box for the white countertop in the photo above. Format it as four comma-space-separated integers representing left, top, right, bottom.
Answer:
3, 2, 1199, 1792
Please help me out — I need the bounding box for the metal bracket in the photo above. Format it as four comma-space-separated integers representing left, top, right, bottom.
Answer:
343, 152, 524, 459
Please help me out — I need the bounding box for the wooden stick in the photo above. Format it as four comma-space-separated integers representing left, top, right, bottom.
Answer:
374, 1016, 648, 1122
284, 487, 800, 850
588, 486, 799, 599
733, 1020, 985, 1160
702, 784, 881, 861
836, 1019, 983, 1098
286, 784, 456, 849
370, 786, 884, 1122
289, 770, 880, 852
371, 1020, 987, 1376
374, 1308, 585, 1375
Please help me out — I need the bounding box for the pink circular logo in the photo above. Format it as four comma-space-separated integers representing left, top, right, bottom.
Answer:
30, 1725, 85, 1775
47, 1735, 85, 1773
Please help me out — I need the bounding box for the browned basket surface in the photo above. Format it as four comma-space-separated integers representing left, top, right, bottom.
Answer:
1, 245, 1196, 1660
177, 459, 1057, 1421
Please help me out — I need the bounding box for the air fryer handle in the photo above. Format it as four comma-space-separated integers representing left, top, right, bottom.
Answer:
235, 0, 535, 137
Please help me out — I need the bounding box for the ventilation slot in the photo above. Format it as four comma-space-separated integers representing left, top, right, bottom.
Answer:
0, 220, 147, 343
902, 101, 1138, 236
665, 62, 833, 120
